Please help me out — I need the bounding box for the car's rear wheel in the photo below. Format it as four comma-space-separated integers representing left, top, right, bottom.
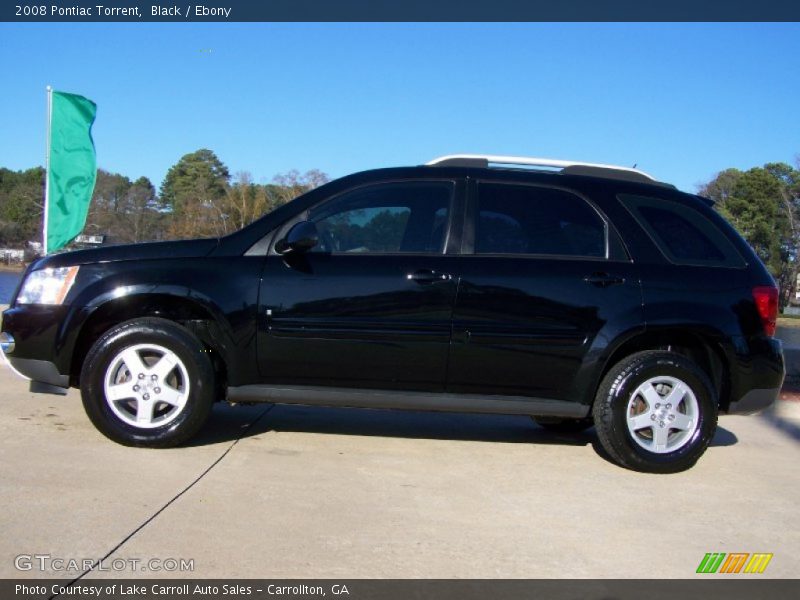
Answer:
593, 350, 718, 473
80, 318, 216, 447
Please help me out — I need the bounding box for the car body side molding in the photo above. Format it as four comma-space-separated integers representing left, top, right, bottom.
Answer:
226, 384, 590, 418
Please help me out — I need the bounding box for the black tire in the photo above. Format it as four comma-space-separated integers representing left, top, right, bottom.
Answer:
80, 318, 216, 447
593, 350, 718, 473
533, 416, 594, 433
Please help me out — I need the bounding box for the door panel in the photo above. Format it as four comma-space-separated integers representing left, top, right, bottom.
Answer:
448, 257, 641, 400
258, 254, 458, 390
257, 179, 461, 391
446, 179, 643, 401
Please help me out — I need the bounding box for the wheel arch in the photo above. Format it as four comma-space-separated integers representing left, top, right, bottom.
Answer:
590, 326, 732, 411
67, 293, 232, 391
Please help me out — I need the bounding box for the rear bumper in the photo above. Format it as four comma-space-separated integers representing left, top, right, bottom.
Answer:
726, 336, 784, 415
728, 386, 781, 415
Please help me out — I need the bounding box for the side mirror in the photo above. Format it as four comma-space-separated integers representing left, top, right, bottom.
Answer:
276, 220, 319, 254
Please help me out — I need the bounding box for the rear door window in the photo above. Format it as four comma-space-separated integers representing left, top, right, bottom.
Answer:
474, 182, 607, 258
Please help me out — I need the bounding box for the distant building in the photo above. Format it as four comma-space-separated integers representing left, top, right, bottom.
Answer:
74, 234, 105, 245
0, 248, 25, 263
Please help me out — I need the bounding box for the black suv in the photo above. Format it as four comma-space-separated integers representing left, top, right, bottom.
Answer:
0, 155, 784, 472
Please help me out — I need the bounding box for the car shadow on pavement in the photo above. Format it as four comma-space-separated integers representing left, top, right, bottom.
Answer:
710, 426, 739, 447
189, 403, 590, 446
188, 402, 738, 450
587, 423, 737, 467
759, 410, 800, 443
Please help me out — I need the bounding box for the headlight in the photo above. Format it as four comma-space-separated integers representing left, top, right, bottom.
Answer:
16, 266, 80, 305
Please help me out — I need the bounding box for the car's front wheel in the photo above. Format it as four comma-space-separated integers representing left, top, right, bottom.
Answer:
80, 318, 216, 447
593, 350, 718, 473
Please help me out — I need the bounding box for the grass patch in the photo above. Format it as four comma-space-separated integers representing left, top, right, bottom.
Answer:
778, 316, 800, 329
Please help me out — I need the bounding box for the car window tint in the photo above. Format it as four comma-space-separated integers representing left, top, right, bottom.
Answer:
619, 194, 746, 267
638, 206, 724, 261
309, 182, 452, 253
476, 183, 606, 257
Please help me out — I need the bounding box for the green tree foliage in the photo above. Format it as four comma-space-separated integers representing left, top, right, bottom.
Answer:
0, 167, 44, 245
1, 151, 328, 249
699, 168, 741, 205
159, 149, 231, 238
125, 177, 163, 243
211, 168, 330, 237
158, 149, 329, 239
270, 169, 330, 207
159, 149, 230, 211
320, 208, 410, 252
85, 170, 163, 244
224, 172, 271, 232
700, 161, 800, 306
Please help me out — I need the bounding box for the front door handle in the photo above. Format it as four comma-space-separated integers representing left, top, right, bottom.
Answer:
407, 269, 453, 284
583, 272, 625, 288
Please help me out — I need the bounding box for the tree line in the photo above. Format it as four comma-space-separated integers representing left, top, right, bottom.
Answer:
699, 160, 800, 307
1, 150, 798, 304
0, 148, 329, 248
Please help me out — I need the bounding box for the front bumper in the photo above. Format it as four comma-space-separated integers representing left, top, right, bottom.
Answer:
1, 304, 72, 395
1, 352, 70, 395
8, 356, 69, 393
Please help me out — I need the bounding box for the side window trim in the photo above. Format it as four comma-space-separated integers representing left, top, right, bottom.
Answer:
266, 179, 458, 256
463, 179, 613, 260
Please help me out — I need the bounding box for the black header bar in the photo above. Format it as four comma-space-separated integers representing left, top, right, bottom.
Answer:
4, 1, 800, 22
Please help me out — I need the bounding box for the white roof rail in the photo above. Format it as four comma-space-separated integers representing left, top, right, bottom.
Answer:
426, 154, 657, 182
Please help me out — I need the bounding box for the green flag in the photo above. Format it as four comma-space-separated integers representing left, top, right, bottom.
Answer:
45, 89, 97, 253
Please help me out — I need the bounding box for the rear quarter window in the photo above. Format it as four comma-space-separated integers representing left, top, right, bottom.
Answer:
619, 194, 746, 268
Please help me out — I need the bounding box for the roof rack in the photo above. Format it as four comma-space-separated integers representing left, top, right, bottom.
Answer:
425, 154, 659, 185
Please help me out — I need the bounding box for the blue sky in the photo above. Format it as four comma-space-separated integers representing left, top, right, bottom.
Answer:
0, 23, 798, 193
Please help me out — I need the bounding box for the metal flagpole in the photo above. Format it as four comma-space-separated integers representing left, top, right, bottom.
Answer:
43, 85, 52, 256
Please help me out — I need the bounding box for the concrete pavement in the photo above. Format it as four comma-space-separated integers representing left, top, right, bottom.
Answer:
776, 325, 800, 379
1, 361, 799, 581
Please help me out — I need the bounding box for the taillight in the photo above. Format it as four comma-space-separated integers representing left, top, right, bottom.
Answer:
752, 286, 778, 337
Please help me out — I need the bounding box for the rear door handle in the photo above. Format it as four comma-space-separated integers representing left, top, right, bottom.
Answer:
407, 269, 453, 284
583, 272, 625, 288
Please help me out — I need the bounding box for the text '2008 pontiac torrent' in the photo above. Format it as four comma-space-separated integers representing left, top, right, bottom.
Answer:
0, 155, 785, 472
